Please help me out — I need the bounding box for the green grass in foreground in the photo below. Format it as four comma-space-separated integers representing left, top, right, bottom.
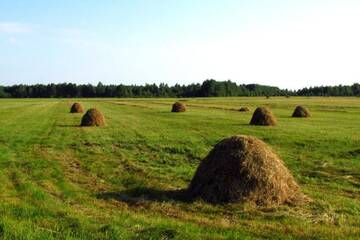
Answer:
0, 97, 359, 239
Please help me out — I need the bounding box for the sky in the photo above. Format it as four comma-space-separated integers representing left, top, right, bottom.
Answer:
0, 0, 360, 89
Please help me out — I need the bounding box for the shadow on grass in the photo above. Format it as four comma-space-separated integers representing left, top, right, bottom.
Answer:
96, 187, 192, 204
56, 124, 81, 128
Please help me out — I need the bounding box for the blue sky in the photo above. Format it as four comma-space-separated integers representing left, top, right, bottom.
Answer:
0, 0, 359, 89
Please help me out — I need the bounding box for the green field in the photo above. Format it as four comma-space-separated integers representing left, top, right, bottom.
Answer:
0, 97, 359, 239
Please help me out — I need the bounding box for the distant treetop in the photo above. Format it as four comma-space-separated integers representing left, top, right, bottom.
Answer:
0, 80, 359, 98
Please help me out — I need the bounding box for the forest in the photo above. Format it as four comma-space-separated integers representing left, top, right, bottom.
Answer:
0, 79, 359, 98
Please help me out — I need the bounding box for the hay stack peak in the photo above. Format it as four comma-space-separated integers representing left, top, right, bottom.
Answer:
172, 102, 186, 112
188, 135, 308, 205
292, 106, 311, 118
250, 107, 277, 126
80, 108, 105, 127
70, 102, 84, 113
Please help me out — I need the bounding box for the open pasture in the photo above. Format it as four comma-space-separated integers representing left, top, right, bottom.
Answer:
0, 97, 359, 239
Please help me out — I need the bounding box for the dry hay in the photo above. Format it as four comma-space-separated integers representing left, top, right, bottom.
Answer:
171, 102, 186, 112
80, 108, 105, 127
239, 107, 250, 112
292, 106, 311, 118
70, 102, 84, 113
187, 135, 308, 205
250, 107, 277, 126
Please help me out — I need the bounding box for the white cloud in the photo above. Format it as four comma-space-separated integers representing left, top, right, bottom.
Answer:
8, 37, 19, 44
0, 22, 32, 34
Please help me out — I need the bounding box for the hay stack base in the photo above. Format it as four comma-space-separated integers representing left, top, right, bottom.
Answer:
239, 107, 250, 112
188, 135, 308, 206
70, 103, 84, 113
172, 102, 186, 112
81, 108, 105, 127
250, 107, 277, 126
292, 106, 311, 118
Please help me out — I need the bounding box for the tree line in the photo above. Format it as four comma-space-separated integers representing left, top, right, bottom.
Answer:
0, 79, 359, 98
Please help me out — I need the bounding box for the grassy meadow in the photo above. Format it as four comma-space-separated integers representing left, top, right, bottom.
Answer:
0, 97, 359, 239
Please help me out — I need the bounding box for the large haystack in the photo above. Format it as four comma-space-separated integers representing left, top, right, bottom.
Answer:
292, 106, 311, 118
80, 108, 105, 127
239, 107, 250, 112
250, 107, 277, 126
187, 135, 308, 205
70, 102, 84, 113
171, 102, 186, 112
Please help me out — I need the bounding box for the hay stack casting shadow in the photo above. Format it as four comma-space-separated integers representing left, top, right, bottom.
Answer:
187, 135, 308, 206
171, 102, 186, 112
70, 102, 84, 113
250, 107, 277, 126
80, 108, 105, 127
292, 106, 311, 118
239, 107, 250, 112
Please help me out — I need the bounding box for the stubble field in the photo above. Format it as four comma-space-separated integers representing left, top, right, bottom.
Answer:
0, 97, 359, 239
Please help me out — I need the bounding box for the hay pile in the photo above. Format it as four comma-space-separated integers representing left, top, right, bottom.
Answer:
239, 107, 250, 112
80, 108, 105, 127
70, 103, 84, 113
187, 135, 308, 205
292, 106, 311, 118
250, 107, 277, 126
171, 102, 186, 112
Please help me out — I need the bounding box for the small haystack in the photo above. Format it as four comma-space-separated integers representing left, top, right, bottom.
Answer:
292, 106, 311, 118
239, 107, 250, 112
250, 107, 277, 126
171, 102, 186, 112
70, 102, 84, 113
187, 135, 308, 205
80, 108, 105, 127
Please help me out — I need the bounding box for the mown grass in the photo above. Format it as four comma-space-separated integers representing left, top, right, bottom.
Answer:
0, 97, 359, 239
